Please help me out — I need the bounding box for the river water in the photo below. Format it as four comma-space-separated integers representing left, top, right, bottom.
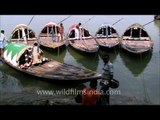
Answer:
0, 15, 159, 105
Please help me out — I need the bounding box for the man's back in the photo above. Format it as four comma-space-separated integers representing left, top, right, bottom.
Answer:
82, 88, 100, 105
102, 61, 113, 80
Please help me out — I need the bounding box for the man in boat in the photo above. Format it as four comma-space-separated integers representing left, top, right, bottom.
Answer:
19, 49, 32, 69
50, 27, 55, 41
100, 54, 113, 105
76, 23, 83, 40
56, 26, 61, 42
32, 42, 44, 65
59, 23, 64, 41
0, 30, 8, 58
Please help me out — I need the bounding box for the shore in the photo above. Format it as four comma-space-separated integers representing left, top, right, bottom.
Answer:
0, 90, 147, 105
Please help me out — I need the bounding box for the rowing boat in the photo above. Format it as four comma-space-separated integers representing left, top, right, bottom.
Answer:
121, 23, 153, 54
3, 43, 101, 83
67, 24, 99, 53
38, 22, 66, 49
95, 24, 120, 48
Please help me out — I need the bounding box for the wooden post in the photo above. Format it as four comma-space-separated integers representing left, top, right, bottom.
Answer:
130, 28, 133, 37
140, 28, 142, 38
47, 26, 49, 37
18, 29, 20, 41
27, 28, 29, 40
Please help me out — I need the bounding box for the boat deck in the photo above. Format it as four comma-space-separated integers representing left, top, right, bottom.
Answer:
38, 37, 66, 49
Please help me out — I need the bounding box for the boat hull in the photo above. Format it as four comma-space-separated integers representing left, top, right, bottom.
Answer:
95, 37, 120, 48
121, 39, 153, 54
121, 23, 153, 54
38, 37, 66, 49
2, 59, 101, 83
68, 38, 99, 53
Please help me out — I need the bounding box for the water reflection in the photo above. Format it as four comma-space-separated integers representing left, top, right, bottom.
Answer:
0, 61, 84, 92
119, 49, 152, 77
42, 46, 67, 63
67, 46, 99, 71
98, 48, 119, 63
0, 71, 23, 96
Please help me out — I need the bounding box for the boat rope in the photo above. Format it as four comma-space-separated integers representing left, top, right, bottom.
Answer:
143, 20, 155, 27
140, 53, 151, 104
112, 18, 124, 26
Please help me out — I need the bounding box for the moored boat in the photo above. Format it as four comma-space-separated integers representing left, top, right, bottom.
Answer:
121, 23, 153, 54
95, 24, 120, 48
2, 43, 101, 83
10, 24, 37, 45
67, 24, 99, 53
38, 22, 66, 49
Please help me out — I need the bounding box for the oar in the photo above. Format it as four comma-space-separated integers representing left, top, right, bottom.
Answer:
112, 18, 124, 26
27, 15, 35, 26
143, 20, 154, 27
79, 16, 95, 48
82, 16, 95, 26
23, 15, 35, 44
56, 15, 71, 41
57, 15, 71, 24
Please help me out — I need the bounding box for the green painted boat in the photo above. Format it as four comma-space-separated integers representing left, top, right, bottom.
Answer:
3, 43, 101, 83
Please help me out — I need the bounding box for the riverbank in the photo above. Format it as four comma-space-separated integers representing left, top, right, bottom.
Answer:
0, 91, 146, 105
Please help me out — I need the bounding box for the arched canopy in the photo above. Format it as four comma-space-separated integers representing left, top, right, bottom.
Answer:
10, 24, 36, 41
4, 43, 32, 67
68, 24, 91, 39
123, 23, 149, 38
39, 22, 60, 37
96, 24, 118, 37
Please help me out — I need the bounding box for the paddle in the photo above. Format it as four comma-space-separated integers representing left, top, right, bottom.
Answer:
27, 15, 35, 26
82, 16, 95, 26
22, 15, 35, 44
80, 16, 95, 50
112, 18, 124, 26
56, 15, 72, 41
57, 15, 72, 24
143, 20, 155, 27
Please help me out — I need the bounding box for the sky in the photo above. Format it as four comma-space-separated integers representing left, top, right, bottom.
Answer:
0, 15, 154, 39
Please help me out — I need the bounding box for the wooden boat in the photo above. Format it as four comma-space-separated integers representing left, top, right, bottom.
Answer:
10, 24, 37, 46
121, 23, 153, 54
3, 43, 101, 83
38, 22, 66, 49
67, 24, 99, 53
95, 24, 120, 48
